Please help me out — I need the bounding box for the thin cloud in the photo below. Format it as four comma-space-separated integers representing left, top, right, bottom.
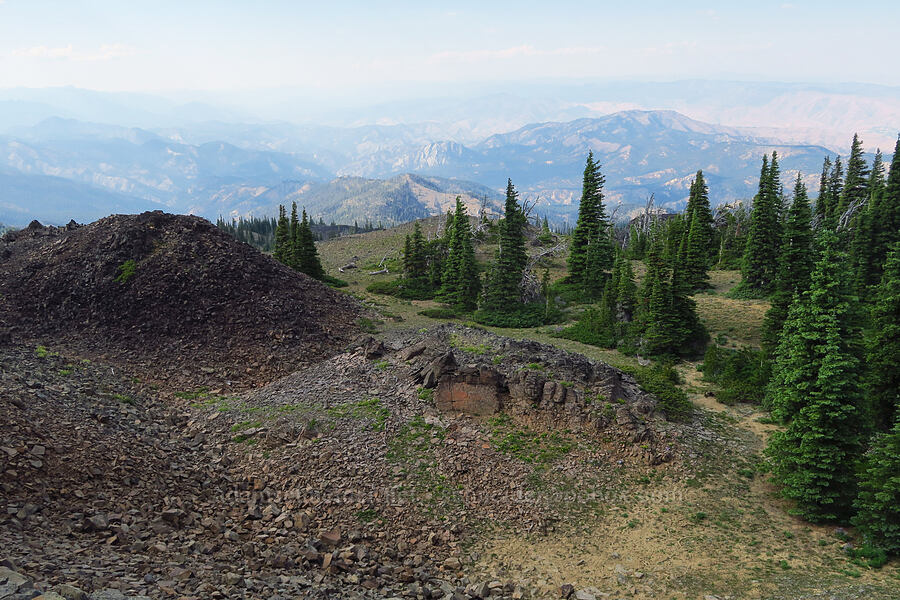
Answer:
431, 45, 607, 63
642, 41, 700, 56
11, 43, 135, 61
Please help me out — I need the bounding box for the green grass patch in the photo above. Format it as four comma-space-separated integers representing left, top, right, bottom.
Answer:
231, 420, 262, 432
357, 316, 382, 334
327, 397, 389, 431
488, 414, 574, 464
112, 393, 134, 405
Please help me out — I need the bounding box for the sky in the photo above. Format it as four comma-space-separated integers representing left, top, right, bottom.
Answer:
1, 0, 899, 94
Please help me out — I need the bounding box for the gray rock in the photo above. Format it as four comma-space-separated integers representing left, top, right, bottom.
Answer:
0, 567, 32, 597
88, 591, 127, 600
53, 584, 88, 600
85, 513, 109, 531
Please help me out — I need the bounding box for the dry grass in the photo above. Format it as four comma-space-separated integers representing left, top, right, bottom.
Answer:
695, 270, 770, 348
320, 224, 899, 598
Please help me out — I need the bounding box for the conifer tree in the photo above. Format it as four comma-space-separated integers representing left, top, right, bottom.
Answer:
583, 225, 608, 300
839, 134, 870, 217
568, 152, 612, 283
289, 202, 301, 268
295, 209, 325, 280
870, 138, 900, 283
402, 233, 413, 275
866, 243, 900, 431
440, 198, 480, 310
853, 419, 900, 553
814, 156, 831, 227
826, 156, 844, 228
481, 180, 528, 312
851, 150, 886, 293
684, 206, 711, 291
766, 232, 865, 521
642, 237, 677, 356
685, 170, 715, 264
408, 222, 427, 280
740, 154, 782, 295
762, 176, 814, 353
273, 205, 291, 264
616, 256, 637, 322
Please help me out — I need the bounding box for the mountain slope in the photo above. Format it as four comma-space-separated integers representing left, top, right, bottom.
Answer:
0, 167, 153, 226
205, 173, 503, 224
345, 110, 839, 218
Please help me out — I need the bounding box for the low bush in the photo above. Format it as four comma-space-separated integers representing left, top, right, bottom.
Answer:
700, 345, 770, 405
115, 259, 136, 284
555, 304, 617, 348
366, 278, 435, 300
418, 307, 460, 319
625, 363, 693, 422
472, 302, 546, 328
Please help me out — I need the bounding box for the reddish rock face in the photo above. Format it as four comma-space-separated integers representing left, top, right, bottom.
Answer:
435, 367, 503, 416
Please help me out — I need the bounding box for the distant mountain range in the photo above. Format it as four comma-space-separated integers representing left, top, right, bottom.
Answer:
0, 103, 890, 227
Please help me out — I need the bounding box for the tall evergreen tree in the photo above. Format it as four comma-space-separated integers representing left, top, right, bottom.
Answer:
839, 134, 870, 217
440, 198, 480, 310
616, 255, 637, 322
295, 209, 325, 280
853, 419, 900, 553
273, 205, 291, 264
814, 156, 831, 227
767, 151, 786, 227
870, 138, 900, 283
402, 233, 413, 275
740, 154, 782, 295
765, 232, 865, 521
289, 202, 301, 268
826, 156, 844, 228
762, 176, 814, 353
641, 236, 677, 356
684, 205, 711, 291
685, 170, 715, 264
481, 179, 528, 312
866, 242, 900, 431
568, 152, 612, 283
852, 149, 886, 293
407, 222, 428, 280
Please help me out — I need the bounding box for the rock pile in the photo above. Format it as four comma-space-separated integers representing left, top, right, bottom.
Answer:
0, 212, 363, 387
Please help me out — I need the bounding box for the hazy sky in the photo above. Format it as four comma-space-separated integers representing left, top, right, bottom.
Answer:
1, 0, 898, 93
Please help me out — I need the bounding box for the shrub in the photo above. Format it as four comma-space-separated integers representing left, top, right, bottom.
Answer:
324, 275, 348, 288
366, 278, 434, 300
700, 345, 770, 405
853, 422, 900, 555
555, 304, 617, 348
418, 307, 460, 319
472, 302, 546, 328
626, 363, 692, 422
115, 259, 136, 284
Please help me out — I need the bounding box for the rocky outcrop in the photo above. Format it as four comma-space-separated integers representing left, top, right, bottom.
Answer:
435, 366, 503, 416
400, 325, 672, 464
